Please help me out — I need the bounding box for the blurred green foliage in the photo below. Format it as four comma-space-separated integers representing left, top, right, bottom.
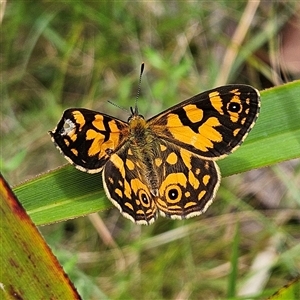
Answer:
1, 1, 299, 299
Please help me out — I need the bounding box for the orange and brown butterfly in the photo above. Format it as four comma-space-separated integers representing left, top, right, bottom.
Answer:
49, 64, 260, 225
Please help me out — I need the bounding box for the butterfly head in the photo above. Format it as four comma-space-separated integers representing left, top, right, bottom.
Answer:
128, 106, 145, 127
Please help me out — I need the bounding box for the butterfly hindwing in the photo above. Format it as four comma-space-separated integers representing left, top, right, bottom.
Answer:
154, 141, 221, 219
102, 144, 158, 225
102, 140, 220, 224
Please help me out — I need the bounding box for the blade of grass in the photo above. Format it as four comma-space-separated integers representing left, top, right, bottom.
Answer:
14, 165, 109, 226
227, 223, 240, 298
13, 80, 300, 226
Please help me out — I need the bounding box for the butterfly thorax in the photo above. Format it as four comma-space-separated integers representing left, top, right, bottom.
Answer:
127, 114, 160, 196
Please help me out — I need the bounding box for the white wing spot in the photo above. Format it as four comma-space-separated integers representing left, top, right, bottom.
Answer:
61, 119, 76, 135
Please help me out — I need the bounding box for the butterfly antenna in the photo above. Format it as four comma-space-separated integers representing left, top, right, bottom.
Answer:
107, 100, 128, 112
133, 62, 145, 115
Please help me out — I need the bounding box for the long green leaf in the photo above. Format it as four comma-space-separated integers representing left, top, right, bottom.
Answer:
0, 173, 81, 299
13, 81, 300, 225
267, 277, 300, 300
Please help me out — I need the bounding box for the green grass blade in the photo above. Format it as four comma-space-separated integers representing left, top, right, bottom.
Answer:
227, 224, 240, 298
14, 165, 109, 226
13, 80, 300, 226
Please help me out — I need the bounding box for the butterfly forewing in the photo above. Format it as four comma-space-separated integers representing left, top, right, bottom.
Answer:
149, 84, 260, 159
50, 108, 129, 173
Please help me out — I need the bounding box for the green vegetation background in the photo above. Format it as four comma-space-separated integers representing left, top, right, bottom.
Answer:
1, 1, 300, 299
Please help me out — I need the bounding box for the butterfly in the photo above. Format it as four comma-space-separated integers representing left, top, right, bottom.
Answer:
49, 71, 260, 225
